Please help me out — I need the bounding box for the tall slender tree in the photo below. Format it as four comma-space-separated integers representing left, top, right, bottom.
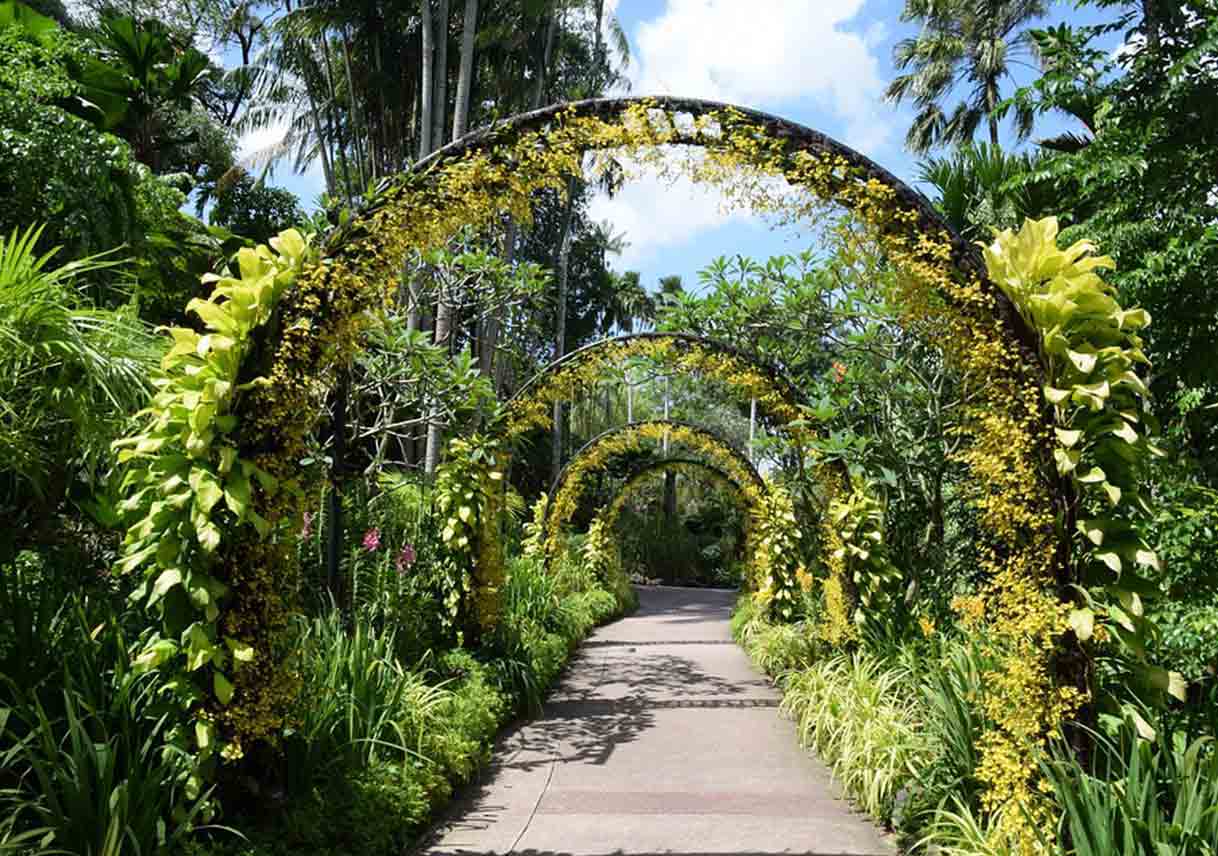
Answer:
430, 0, 449, 153
451, 0, 477, 140
418, 0, 434, 159
886, 0, 1047, 152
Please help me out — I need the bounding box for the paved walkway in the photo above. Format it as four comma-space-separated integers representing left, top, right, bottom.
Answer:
418, 586, 894, 856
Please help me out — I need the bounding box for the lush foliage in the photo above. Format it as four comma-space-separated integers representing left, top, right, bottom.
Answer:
0, 225, 156, 545
112, 231, 313, 774
4, 0, 1216, 852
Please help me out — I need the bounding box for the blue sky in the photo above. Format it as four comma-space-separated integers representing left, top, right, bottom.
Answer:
254, 0, 1121, 294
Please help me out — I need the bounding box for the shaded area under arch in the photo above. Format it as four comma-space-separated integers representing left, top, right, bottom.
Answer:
543, 419, 766, 542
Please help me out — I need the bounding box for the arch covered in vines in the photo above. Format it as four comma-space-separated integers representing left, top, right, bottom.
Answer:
113, 96, 1163, 845
540, 419, 766, 559
599, 457, 753, 534
502, 332, 814, 443
580, 456, 759, 589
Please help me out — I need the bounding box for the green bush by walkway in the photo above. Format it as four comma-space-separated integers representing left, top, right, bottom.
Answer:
0, 552, 633, 856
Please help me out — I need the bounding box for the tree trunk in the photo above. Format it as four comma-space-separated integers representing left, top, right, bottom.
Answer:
987, 81, 1000, 148
305, 85, 335, 193
370, 27, 385, 176
550, 176, 578, 485
339, 27, 368, 187
424, 281, 455, 475
431, 0, 450, 150
451, 0, 478, 140
533, 6, 556, 109
1142, 0, 1162, 50
319, 29, 356, 205
418, 0, 434, 159
480, 220, 514, 383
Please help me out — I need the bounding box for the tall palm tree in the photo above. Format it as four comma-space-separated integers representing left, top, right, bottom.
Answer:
886, 0, 1047, 153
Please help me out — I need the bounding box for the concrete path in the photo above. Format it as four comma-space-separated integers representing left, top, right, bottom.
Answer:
418, 586, 895, 856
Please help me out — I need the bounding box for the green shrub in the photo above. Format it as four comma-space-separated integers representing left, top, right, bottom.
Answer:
744, 622, 815, 677
1039, 721, 1218, 855
0, 611, 206, 855
899, 641, 992, 844
186, 761, 431, 856
487, 555, 626, 711
1148, 477, 1218, 683
731, 594, 764, 643
283, 610, 451, 793
422, 650, 508, 785
780, 653, 929, 823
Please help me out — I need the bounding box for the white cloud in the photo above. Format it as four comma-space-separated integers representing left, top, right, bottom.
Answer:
237, 120, 291, 165
235, 120, 328, 208
589, 0, 896, 271
585, 148, 799, 271
589, 167, 750, 270
629, 0, 891, 150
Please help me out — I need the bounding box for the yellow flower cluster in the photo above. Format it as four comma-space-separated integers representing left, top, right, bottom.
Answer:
138, 100, 1145, 843
543, 421, 764, 560
821, 478, 903, 642
750, 485, 804, 620
815, 470, 856, 646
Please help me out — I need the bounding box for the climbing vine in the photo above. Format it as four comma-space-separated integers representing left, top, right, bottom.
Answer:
542, 421, 765, 560
434, 434, 507, 638
601, 459, 753, 534
503, 333, 810, 443
589, 458, 758, 587
112, 98, 1164, 850
749, 485, 805, 621
114, 231, 313, 775
822, 480, 903, 644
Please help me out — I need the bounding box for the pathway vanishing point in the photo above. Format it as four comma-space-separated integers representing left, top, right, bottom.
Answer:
418, 586, 895, 856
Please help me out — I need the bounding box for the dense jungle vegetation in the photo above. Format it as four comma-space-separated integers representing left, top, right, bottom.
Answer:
0, 0, 1216, 854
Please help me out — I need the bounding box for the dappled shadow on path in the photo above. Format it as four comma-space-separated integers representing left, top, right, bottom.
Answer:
436, 849, 871, 856
623, 586, 737, 623
415, 587, 807, 856
553, 648, 765, 704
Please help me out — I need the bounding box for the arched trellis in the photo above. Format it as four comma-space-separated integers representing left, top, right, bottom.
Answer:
585, 457, 759, 586
599, 457, 754, 533
114, 96, 1163, 843
540, 419, 767, 561
501, 332, 814, 443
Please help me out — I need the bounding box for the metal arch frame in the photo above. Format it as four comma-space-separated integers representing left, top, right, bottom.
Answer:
599, 457, 755, 531
542, 419, 766, 543
504, 331, 810, 432
373, 95, 1039, 363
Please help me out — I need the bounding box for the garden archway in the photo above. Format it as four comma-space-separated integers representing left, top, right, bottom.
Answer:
115, 96, 1162, 839
600, 457, 754, 533
539, 418, 767, 561
502, 331, 815, 444
584, 457, 758, 589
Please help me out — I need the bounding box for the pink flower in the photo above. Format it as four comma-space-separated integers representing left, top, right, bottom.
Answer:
396, 544, 416, 575
832, 361, 848, 383
362, 527, 381, 551
301, 511, 315, 538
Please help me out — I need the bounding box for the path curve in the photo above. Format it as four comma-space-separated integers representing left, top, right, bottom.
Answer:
419, 586, 895, 856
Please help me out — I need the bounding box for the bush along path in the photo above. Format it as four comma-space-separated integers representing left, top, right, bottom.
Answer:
181, 558, 635, 856
418, 586, 893, 856
732, 595, 1218, 854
